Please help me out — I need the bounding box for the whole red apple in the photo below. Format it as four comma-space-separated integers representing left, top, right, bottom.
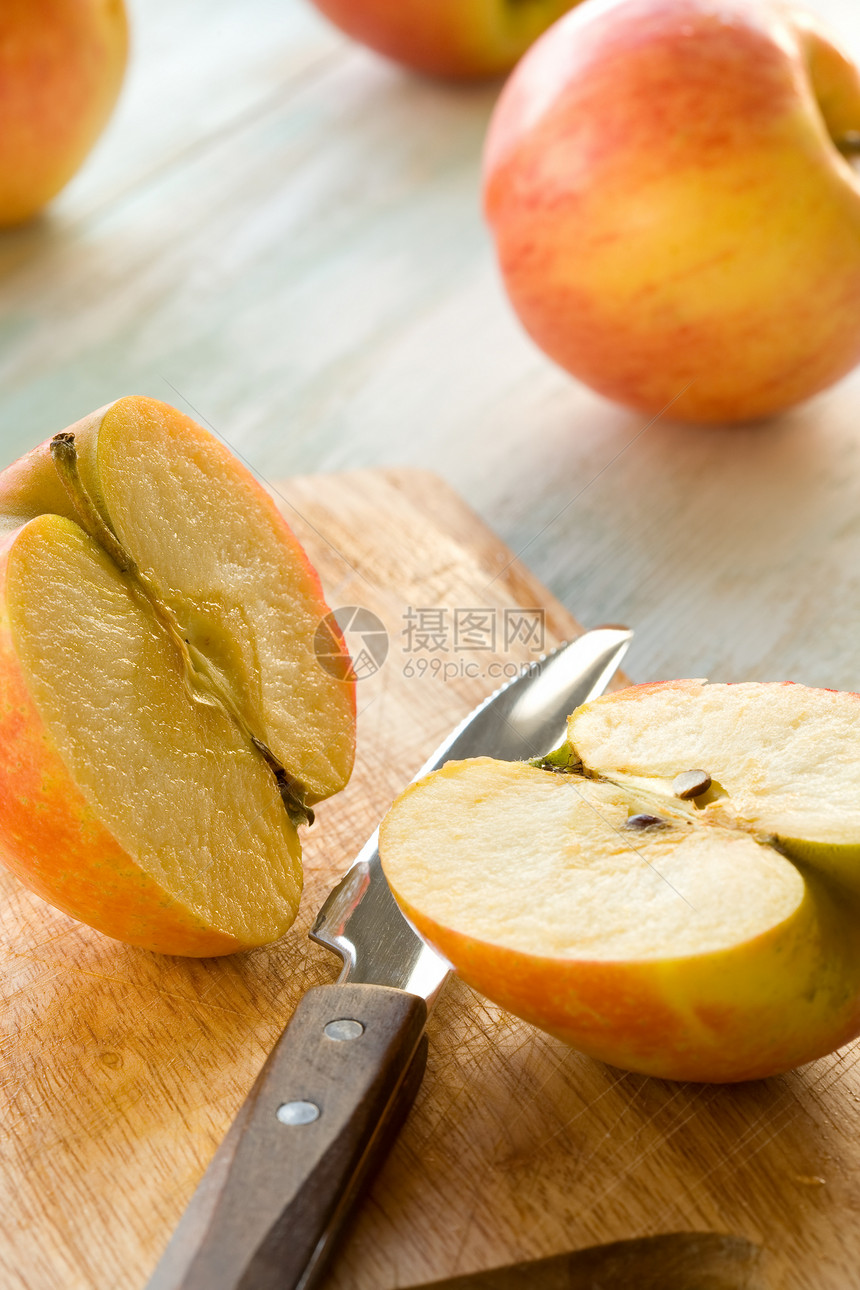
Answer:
484, 0, 860, 423
307, 0, 579, 79
0, 0, 128, 226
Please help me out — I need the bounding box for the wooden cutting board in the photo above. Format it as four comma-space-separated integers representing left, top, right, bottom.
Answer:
1, 468, 858, 1290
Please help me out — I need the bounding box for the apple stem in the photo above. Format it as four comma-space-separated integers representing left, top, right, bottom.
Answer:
529, 743, 582, 774
49, 431, 314, 831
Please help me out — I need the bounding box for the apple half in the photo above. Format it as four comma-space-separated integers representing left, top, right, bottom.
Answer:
0, 396, 355, 955
379, 681, 860, 1081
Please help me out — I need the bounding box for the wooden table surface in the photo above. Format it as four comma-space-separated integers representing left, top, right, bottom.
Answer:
2, 0, 860, 1286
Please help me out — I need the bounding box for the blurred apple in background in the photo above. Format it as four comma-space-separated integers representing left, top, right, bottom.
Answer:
0, 0, 128, 227
306, 0, 579, 79
484, 0, 860, 424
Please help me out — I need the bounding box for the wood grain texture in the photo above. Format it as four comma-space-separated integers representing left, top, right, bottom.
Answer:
0, 467, 857, 1290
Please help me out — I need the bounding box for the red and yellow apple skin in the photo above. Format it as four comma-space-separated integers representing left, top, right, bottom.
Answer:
0, 0, 128, 226
389, 882, 860, 1084
0, 529, 241, 958
484, 0, 860, 424
308, 0, 578, 80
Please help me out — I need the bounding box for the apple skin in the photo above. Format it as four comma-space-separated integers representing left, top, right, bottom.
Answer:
307, 0, 578, 79
389, 874, 860, 1083
483, 0, 860, 423
0, 527, 242, 957
0, 0, 128, 227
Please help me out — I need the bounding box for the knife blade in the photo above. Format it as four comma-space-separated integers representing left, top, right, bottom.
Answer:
146, 626, 632, 1290
401, 1232, 765, 1290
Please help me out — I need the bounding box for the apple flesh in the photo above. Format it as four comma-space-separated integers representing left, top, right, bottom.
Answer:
0, 396, 355, 955
379, 681, 860, 1081
0, 0, 128, 226
483, 0, 860, 423
308, 0, 578, 80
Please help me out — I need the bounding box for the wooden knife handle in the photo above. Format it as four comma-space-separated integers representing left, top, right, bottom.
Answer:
145, 983, 428, 1290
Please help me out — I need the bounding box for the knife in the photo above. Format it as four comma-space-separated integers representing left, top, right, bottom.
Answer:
402, 1232, 765, 1290
146, 626, 632, 1290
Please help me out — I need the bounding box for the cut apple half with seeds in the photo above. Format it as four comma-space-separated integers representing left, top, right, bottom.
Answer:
0, 396, 355, 955
379, 680, 860, 1082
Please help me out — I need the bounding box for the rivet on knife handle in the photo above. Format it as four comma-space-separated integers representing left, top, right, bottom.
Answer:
145, 983, 427, 1290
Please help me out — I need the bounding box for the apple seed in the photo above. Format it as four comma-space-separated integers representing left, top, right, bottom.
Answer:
673, 769, 712, 800
624, 813, 668, 831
